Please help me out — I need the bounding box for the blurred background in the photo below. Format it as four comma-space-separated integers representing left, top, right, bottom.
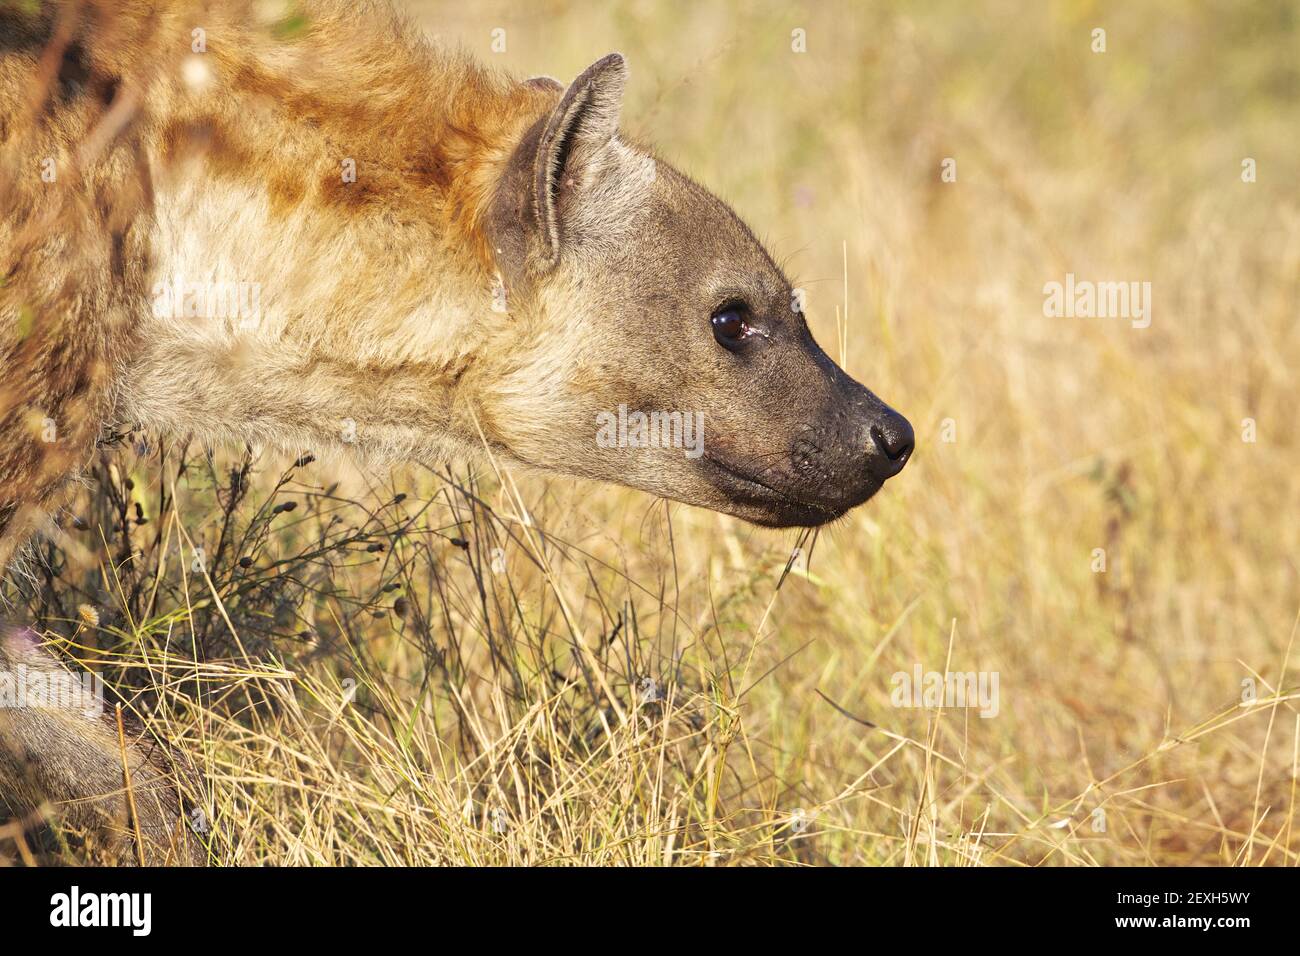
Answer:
7, 0, 1297, 865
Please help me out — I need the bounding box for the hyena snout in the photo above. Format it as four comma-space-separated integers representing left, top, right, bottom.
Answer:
788, 391, 914, 516
700, 372, 914, 527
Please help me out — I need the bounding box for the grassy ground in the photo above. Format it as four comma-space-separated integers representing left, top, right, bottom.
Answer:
4, 0, 1298, 865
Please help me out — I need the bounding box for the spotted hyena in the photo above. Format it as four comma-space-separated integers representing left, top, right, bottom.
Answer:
0, 0, 912, 863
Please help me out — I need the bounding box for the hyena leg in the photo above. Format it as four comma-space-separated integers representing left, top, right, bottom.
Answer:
0, 365, 209, 865
0, 628, 208, 865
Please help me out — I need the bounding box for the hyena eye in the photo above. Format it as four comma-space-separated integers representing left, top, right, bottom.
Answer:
711, 305, 751, 349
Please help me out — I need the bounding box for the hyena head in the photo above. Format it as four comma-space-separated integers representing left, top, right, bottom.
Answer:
485, 54, 913, 527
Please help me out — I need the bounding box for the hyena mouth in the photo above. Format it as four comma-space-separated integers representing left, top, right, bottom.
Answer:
700, 453, 852, 527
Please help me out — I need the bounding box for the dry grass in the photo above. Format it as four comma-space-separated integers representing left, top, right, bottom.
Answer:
3, 0, 1299, 865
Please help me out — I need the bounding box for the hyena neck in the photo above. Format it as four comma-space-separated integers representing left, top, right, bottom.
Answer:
122, 13, 556, 467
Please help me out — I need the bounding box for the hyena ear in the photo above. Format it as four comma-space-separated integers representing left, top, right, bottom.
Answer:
530, 53, 627, 269
489, 53, 627, 286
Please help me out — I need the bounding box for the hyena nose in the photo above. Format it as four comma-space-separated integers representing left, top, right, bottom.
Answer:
866, 409, 914, 481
